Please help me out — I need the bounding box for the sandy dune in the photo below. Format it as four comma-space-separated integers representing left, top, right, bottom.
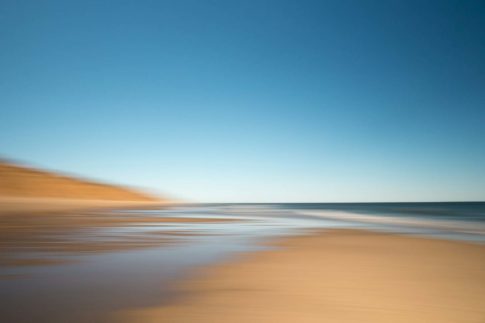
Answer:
0, 160, 163, 202
0, 160, 175, 215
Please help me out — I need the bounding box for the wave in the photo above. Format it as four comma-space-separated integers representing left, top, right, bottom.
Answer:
296, 210, 485, 235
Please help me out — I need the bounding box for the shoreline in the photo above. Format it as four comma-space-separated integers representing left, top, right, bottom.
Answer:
118, 229, 485, 323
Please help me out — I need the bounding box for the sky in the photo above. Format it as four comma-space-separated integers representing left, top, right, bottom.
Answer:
1, 0, 484, 202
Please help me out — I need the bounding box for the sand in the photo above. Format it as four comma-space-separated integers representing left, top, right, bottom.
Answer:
119, 229, 485, 323
0, 197, 172, 216
0, 161, 162, 202
0, 203, 234, 267
0, 160, 176, 216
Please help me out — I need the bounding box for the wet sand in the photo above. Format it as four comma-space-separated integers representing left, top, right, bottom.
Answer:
0, 205, 253, 323
120, 229, 485, 323
0, 204, 234, 267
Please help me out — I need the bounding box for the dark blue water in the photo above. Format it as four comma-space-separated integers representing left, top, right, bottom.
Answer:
200, 202, 485, 222
278, 202, 485, 222
190, 202, 485, 241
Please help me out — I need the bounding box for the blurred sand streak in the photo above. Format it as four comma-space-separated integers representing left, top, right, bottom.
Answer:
120, 230, 485, 323
0, 197, 170, 216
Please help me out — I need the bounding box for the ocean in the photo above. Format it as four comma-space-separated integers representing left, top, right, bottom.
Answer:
192, 202, 485, 241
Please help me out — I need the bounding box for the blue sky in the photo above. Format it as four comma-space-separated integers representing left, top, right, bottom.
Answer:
1, 0, 484, 202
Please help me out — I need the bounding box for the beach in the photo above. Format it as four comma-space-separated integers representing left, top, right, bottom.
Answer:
120, 229, 485, 323
2, 203, 485, 323
3, 0, 484, 321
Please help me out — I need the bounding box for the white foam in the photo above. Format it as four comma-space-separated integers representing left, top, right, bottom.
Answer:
296, 210, 485, 235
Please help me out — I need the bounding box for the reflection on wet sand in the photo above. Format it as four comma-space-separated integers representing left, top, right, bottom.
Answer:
0, 208, 238, 267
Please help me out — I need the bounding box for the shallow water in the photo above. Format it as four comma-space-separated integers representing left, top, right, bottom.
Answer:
1, 202, 484, 322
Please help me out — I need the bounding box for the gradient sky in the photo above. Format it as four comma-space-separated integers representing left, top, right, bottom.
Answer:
1, 0, 484, 202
